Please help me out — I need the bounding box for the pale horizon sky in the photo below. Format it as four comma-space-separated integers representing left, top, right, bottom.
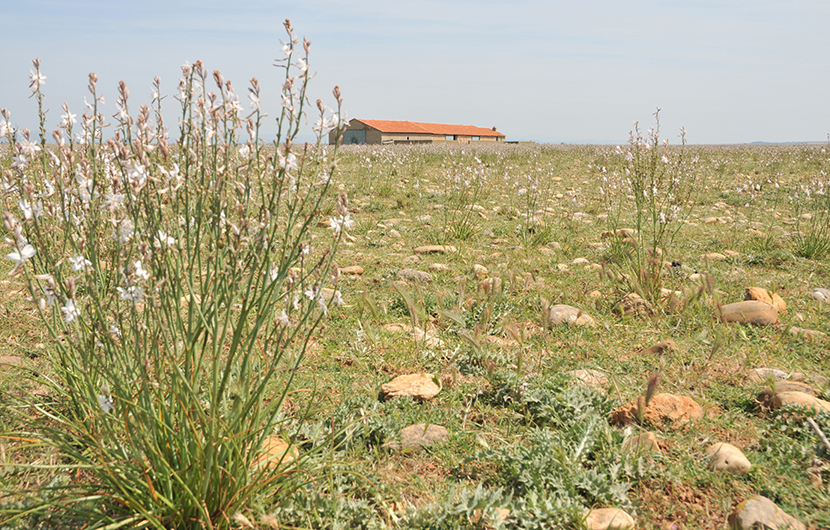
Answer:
2, 1, 828, 145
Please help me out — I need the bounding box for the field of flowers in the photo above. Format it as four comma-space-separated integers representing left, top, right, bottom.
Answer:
1, 23, 830, 530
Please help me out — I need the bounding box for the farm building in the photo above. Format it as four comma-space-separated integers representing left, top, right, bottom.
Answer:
330, 119, 505, 145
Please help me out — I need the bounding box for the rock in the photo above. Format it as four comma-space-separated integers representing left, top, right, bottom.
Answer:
770, 391, 830, 413
707, 442, 751, 475
571, 257, 590, 266
428, 263, 450, 272
583, 508, 636, 530
0, 356, 24, 369
757, 381, 818, 409
701, 252, 727, 260
788, 326, 827, 340
319, 288, 341, 302
471, 264, 488, 278
384, 423, 449, 452
546, 241, 562, 250
381, 373, 441, 401
384, 324, 444, 348
723, 249, 740, 258
790, 372, 829, 386
610, 393, 704, 428
588, 290, 603, 298
744, 287, 787, 314
556, 263, 570, 271
397, 268, 431, 283
478, 277, 502, 295
601, 228, 637, 239
547, 304, 596, 327
728, 495, 805, 530
622, 432, 661, 453
338, 265, 364, 275
614, 293, 652, 317
484, 335, 517, 348
744, 367, 789, 385
566, 369, 608, 388
809, 287, 830, 303
388, 229, 402, 239
719, 301, 778, 325
255, 435, 298, 470
637, 339, 678, 356
413, 245, 456, 254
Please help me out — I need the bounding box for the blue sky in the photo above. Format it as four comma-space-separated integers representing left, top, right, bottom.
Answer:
1, 0, 828, 144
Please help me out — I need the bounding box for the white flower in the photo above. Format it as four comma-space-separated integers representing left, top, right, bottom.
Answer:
11, 154, 28, 169
119, 219, 134, 244
69, 255, 92, 272
18, 138, 41, 157
304, 285, 318, 300
97, 393, 113, 414
103, 192, 125, 211
29, 68, 47, 90
278, 152, 298, 172
154, 230, 176, 248
134, 260, 149, 281
61, 109, 77, 128
6, 244, 36, 268
117, 285, 144, 305
19, 199, 33, 221
62, 299, 80, 323
328, 213, 354, 235
126, 162, 147, 190
109, 324, 122, 337
276, 310, 290, 327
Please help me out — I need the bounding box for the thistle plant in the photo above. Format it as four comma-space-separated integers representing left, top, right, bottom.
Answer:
1, 20, 349, 529
600, 110, 699, 305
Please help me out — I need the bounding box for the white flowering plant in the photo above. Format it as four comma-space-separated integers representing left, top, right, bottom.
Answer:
600, 110, 699, 305
1, 21, 349, 529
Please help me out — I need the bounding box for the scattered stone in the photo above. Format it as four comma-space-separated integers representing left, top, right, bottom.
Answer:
791, 372, 829, 386
809, 287, 830, 303
744, 367, 788, 385
0, 356, 24, 368
583, 508, 636, 530
745, 286, 787, 314
428, 263, 450, 272
728, 495, 805, 530
701, 252, 727, 260
413, 245, 456, 254
707, 442, 751, 475
471, 264, 488, 278
723, 249, 740, 258
546, 241, 562, 250
338, 265, 364, 275
719, 301, 778, 325
571, 257, 590, 266
547, 304, 596, 327
566, 369, 608, 388
415, 215, 432, 224
397, 268, 431, 283
601, 228, 637, 239
484, 335, 517, 348
703, 216, 723, 224
614, 293, 653, 317
770, 391, 830, 413
319, 288, 341, 302
588, 290, 603, 298
556, 263, 570, 271
384, 324, 445, 348
381, 373, 441, 401
788, 326, 827, 340
610, 393, 704, 428
622, 432, 661, 453
384, 423, 449, 452
637, 339, 678, 356
255, 435, 298, 470
478, 277, 503, 295
470, 508, 511, 527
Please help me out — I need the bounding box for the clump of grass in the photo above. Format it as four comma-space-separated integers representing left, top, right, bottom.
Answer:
600, 110, 699, 305
1, 21, 348, 529
791, 141, 830, 259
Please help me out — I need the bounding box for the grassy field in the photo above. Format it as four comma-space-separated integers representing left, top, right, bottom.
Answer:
2, 138, 830, 529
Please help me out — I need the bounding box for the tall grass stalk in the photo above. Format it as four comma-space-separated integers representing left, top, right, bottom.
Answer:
1, 20, 348, 529
792, 142, 830, 259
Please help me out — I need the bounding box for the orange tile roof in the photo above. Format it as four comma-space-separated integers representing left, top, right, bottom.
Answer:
354, 119, 505, 137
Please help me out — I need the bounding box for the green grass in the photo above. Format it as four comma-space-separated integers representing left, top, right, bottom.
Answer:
3, 142, 830, 529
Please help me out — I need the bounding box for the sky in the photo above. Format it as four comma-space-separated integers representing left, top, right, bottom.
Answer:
1, 0, 828, 144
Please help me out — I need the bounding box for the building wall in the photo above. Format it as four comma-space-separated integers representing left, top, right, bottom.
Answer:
329, 120, 505, 144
